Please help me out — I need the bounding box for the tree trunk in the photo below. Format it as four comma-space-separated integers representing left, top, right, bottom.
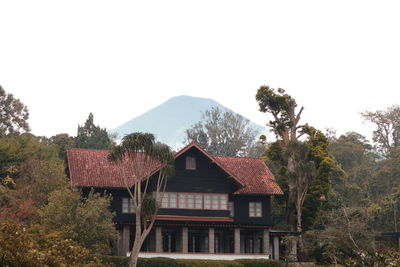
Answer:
129, 241, 141, 267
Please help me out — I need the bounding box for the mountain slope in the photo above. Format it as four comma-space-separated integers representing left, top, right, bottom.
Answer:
110, 95, 265, 149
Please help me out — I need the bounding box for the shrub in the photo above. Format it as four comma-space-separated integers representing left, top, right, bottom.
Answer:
235, 259, 283, 267
138, 257, 179, 267
96, 255, 129, 267
177, 259, 243, 267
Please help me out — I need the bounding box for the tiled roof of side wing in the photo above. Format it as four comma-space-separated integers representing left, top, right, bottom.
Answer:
213, 155, 283, 195
67, 148, 161, 188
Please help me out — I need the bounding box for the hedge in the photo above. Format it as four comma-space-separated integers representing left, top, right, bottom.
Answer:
95, 255, 129, 266
177, 259, 243, 267
96, 256, 284, 267
236, 259, 283, 267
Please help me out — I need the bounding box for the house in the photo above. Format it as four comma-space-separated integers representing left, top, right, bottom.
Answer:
66, 142, 292, 260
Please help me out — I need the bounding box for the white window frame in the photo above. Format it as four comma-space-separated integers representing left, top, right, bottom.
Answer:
155, 192, 228, 210
249, 202, 262, 217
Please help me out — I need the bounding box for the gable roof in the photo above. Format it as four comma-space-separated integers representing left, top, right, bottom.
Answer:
67, 142, 283, 195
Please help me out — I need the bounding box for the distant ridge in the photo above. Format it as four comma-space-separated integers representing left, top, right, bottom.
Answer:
110, 95, 265, 149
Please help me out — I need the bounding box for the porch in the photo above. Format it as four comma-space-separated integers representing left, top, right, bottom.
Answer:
117, 224, 284, 260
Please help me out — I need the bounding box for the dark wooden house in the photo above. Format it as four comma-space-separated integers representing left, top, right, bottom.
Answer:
66, 142, 289, 260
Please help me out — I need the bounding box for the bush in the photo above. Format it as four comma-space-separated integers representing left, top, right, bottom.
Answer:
138, 257, 179, 267
96, 255, 129, 267
235, 259, 283, 267
0, 221, 109, 267
177, 259, 243, 267
96, 256, 283, 267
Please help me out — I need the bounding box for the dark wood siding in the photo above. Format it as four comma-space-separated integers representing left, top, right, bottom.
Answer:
163, 147, 238, 193
233, 195, 272, 225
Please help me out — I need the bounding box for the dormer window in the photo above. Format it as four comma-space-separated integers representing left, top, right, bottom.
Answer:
186, 156, 196, 170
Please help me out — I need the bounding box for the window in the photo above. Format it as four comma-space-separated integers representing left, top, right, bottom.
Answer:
155, 192, 228, 210
228, 201, 234, 217
159, 192, 177, 208
186, 156, 196, 170
209, 194, 227, 210
122, 198, 135, 213
249, 202, 262, 217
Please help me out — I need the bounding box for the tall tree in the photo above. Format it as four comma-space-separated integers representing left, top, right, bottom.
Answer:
362, 105, 400, 157
256, 86, 338, 237
185, 107, 258, 156
75, 113, 114, 150
0, 85, 30, 135
108, 132, 174, 267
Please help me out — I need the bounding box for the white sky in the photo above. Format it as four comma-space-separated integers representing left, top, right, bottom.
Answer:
1, 0, 399, 142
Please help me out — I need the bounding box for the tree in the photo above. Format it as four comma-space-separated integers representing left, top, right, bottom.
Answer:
38, 187, 118, 254
75, 113, 114, 150
362, 105, 400, 157
50, 133, 75, 160
185, 107, 258, 156
0, 220, 108, 266
0, 86, 30, 136
256, 86, 338, 254
108, 132, 174, 267
0, 133, 59, 186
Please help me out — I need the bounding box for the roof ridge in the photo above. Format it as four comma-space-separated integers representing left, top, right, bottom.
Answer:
214, 155, 264, 160
67, 147, 111, 152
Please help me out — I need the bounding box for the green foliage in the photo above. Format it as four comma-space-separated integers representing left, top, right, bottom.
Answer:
344, 248, 400, 267
96, 255, 130, 267
362, 105, 400, 158
38, 187, 118, 254
0, 133, 59, 184
0, 220, 109, 267
50, 133, 76, 159
185, 107, 258, 156
75, 112, 115, 150
141, 196, 158, 222
265, 128, 339, 231
235, 259, 283, 267
255, 85, 301, 141
138, 257, 179, 267
0, 85, 30, 136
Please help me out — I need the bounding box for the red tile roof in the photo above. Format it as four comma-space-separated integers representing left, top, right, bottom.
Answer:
66, 149, 161, 188
67, 142, 283, 195
214, 156, 283, 195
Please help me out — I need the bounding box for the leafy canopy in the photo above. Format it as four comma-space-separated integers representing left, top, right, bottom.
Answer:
185, 107, 258, 156
75, 113, 114, 150
38, 187, 118, 254
0, 85, 30, 136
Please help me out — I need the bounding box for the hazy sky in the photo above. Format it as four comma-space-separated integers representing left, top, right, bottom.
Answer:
1, 1, 399, 142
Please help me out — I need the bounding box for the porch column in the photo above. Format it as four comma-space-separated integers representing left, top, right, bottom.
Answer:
155, 226, 162, 253
121, 225, 130, 256
182, 227, 188, 253
234, 228, 241, 254
209, 227, 215, 253
263, 229, 270, 257
273, 236, 279, 260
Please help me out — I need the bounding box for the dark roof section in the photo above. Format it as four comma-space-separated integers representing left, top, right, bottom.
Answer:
67, 142, 283, 195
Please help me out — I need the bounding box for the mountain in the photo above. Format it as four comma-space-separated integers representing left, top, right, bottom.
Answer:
110, 95, 266, 149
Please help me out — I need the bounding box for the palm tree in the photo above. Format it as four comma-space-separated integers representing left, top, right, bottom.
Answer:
108, 132, 174, 267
